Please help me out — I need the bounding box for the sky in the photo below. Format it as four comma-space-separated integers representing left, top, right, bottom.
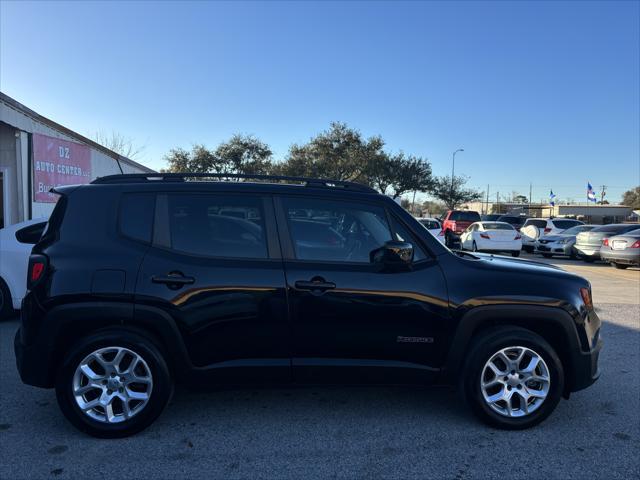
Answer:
1, 0, 638, 203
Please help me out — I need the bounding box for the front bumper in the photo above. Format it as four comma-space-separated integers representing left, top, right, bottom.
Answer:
536, 241, 573, 255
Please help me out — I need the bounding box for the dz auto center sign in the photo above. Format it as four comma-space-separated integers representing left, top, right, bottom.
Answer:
33, 133, 91, 203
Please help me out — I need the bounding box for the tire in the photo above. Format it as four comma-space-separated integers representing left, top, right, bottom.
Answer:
542, 253, 553, 258
523, 246, 534, 253
462, 326, 564, 430
55, 329, 173, 438
511, 251, 521, 257
612, 263, 629, 270
0, 278, 15, 321
445, 231, 454, 248
583, 256, 595, 263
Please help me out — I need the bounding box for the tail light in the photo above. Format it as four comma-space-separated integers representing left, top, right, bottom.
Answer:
515, 234, 522, 240
544, 227, 552, 234
480, 233, 490, 239
27, 254, 48, 290
631, 240, 640, 248
602, 239, 609, 246
580, 287, 593, 310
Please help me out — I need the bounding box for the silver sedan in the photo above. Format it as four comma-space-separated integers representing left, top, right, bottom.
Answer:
535, 225, 596, 258
599, 228, 640, 269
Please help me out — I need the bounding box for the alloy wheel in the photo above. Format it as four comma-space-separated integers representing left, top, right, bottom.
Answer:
480, 346, 550, 417
72, 346, 153, 423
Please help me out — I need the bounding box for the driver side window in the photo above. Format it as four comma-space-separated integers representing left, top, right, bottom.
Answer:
283, 198, 393, 263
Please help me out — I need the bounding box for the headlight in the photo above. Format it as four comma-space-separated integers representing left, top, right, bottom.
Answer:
558, 238, 571, 244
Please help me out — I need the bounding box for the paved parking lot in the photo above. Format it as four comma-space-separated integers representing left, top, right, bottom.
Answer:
1, 255, 638, 479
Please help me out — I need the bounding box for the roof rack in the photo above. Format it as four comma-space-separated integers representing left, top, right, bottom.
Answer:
90, 172, 377, 193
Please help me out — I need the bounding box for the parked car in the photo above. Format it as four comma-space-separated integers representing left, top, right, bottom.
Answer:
599, 228, 640, 269
496, 215, 527, 232
535, 225, 597, 259
481, 214, 502, 221
575, 224, 640, 262
459, 221, 522, 256
416, 217, 445, 244
521, 218, 584, 253
0, 218, 47, 320
15, 173, 601, 437
441, 210, 481, 247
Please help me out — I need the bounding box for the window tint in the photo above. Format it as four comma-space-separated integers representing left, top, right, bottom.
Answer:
120, 193, 155, 243
524, 219, 547, 228
562, 225, 594, 235
552, 220, 582, 230
450, 211, 481, 222
283, 198, 392, 263
483, 222, 515, 231
390, 217, 427, 261
499, 216, 526, 226
418, 219, 440, 230
166, 194, 267, 258
592, 224, 639, 234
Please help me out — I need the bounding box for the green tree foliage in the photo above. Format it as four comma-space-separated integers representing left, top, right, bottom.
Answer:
165, 135, 272, 175
622, 186, 640, 209
429, 175, 483, 210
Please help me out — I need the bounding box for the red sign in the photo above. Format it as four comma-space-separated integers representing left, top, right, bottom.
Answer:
33, 133, 91, 203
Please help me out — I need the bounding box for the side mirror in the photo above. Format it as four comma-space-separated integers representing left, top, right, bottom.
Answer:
370, 241, 414, 269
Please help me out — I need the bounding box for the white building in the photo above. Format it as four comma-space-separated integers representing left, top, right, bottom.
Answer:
0, 92, 154, 228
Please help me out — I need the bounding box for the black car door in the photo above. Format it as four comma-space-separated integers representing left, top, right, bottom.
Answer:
135, 192, 290, 383
275, 195, 449, 384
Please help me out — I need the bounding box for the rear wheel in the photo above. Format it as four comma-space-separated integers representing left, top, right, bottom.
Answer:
55, 330, 173, 438
583, 256, 596, 263
462, 327, 563, 429
612, 263, 629, 270
511, 251, 520, 257
542, 253, 553, 258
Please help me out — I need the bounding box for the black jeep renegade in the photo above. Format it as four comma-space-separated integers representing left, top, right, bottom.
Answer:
15, 173, 602, 437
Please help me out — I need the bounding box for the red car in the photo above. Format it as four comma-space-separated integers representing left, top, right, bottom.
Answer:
441, 210, 481, 247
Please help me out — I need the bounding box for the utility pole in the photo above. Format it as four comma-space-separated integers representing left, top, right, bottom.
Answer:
599, 185, 607, 204
450, 149, 464, 207
486, 184, 490, 215
529, 182, 532, 217
496, 192, 500, 214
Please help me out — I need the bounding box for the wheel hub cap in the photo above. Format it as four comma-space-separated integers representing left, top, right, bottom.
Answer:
480, 346, 550, 418
72, 346, 153, 424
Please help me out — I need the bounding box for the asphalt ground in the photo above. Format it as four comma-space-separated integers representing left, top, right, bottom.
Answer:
1, 254, 638, 479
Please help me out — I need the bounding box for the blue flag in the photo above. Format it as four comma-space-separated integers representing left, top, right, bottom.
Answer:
587, 182, 597, 203
549, 189, 556, 206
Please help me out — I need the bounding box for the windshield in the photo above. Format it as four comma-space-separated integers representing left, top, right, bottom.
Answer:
552, 219, 582, 230
562, 225, 594, 235
592, 224, 639, 234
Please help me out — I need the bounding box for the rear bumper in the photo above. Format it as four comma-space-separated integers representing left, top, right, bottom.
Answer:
600, 249, 640, 265
14, 328, 54, 388
574, 245, 601, 259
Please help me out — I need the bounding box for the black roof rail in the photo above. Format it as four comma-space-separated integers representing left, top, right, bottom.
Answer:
90, 172, 378, 193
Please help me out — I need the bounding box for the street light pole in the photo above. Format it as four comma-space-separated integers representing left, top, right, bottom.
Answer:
450, 148, 464, 207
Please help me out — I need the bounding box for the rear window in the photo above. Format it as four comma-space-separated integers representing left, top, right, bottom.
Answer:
592, 224, 640, 234
449, 211, 481, 222
418, 219, 440, 230
552, 219, 582, 230
482, 222, 514, 231
498, 216, 526, 225
119, 193, 155, 243
524, 219, 547, 228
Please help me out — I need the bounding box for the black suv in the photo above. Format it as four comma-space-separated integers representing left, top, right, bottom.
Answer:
15, 174, 602, 437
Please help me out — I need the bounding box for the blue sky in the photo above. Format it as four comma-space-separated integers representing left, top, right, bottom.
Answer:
1, 1, 638, 202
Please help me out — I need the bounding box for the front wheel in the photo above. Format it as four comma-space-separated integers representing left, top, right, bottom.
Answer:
511, 251, 521, 257
462, 327, 564, 429
542, 253, 553, 258
55, 330, 173, 438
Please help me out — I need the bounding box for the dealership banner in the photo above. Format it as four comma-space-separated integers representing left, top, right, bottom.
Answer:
33, 133, 91, 203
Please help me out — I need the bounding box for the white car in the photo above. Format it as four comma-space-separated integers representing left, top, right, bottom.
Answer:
0, 218, 47, 319
520, 218, 584, 252
416, 217, 445, 244
459, 221, 522, 257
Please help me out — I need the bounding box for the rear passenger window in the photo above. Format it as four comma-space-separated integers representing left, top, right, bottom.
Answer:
165, 194, 267, 259
120, 193, 155, 243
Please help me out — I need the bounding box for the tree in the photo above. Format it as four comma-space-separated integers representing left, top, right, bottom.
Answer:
93, 131, 145, 160
369, 153, 432, 199
280, 122, 384, 182
429, 175, 482, 210
514, 194, 528, 204
164, 135, 273, 175
622, 186, 640, 209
